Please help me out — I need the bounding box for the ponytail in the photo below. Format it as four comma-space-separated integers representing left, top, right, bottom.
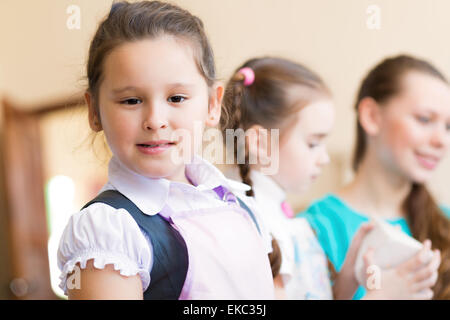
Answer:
404, 184, 450, 299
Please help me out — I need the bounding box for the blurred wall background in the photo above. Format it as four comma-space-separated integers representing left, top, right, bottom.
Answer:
0, 0, 450, 298
1, 0, 449, 208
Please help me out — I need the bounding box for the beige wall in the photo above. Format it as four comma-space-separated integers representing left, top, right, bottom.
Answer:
1, 0, 449, 209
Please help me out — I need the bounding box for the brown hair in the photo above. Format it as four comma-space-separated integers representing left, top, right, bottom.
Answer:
86, 0, 216, 121
220, 57, 330, 278
353, 54, 450, 299
220, 57, 330, 196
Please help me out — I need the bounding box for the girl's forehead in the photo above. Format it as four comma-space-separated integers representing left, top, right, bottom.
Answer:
102, 36, 204, 88
386, 72, 450, 117
297, 99, 335, 131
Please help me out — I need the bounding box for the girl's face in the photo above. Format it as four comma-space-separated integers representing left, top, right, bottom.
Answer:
86, 36, 222, 182
272, 98, 335, 193
373, 71, 450, 184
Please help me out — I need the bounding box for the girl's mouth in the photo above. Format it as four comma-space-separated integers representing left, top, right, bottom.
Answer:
414, 152, 440, 170
136, 140, 176, 155
137, 142, 175, 147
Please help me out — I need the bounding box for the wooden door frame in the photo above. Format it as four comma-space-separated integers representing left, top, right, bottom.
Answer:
0, 95, 84, 299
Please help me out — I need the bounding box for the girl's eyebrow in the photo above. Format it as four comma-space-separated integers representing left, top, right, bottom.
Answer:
167, 82, 196, 89
112, 86, 139, 94
111, 83, 195, 94
414, 106, 441, 116
310, 133, 328, 139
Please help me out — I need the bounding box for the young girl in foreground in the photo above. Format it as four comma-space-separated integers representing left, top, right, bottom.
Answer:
221, 57, 441, 299
57, 1, 274, 300
302, 55, 447, 299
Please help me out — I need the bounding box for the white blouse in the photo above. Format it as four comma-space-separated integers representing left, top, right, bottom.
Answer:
57, 155, 272, 296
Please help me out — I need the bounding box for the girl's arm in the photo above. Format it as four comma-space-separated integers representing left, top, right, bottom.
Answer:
68, 259, 143, 300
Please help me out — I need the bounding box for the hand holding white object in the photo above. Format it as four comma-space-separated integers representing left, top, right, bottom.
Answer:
361, 238, 441, 300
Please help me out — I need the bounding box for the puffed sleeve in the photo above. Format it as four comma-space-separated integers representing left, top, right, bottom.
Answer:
57, 203, 153, 296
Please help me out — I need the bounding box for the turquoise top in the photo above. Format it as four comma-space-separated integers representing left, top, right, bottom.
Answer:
300, 193, 450, 300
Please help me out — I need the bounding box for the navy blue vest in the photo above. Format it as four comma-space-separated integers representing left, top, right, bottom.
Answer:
81, 188, 260, 300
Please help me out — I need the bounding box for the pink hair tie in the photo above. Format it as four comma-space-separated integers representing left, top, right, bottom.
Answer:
238, 67, 255, 86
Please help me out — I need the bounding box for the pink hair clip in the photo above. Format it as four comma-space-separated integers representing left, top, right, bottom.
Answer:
238, 67, 255, 86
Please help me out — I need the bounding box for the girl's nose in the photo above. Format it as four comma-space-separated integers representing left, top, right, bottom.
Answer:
142, 103, 168, 130
318, 149, 330, 166
430, 124, 448, 149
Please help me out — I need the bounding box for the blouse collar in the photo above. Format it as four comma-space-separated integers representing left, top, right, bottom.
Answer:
250, 170, 287, 205
103, 155, 251, 216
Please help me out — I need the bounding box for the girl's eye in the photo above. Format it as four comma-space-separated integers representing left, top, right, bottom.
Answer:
416, 115, 431, 124
308, 143, 319, 149
168, 95, 186, 103
446, 123, 450, 131
121, 98, 142, 105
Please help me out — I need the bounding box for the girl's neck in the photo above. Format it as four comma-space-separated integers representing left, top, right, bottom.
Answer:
166, 165, 193, 186
250, 164, 286, 194
338, 150, 412, 219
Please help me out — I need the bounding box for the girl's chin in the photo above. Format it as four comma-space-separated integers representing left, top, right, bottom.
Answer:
288, 182, 310, 195
406, 168, 433, 185
135, 163, 185, 180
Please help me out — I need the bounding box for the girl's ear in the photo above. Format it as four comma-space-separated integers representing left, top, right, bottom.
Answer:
205, 83, 224, 127
85, 91, 102, 132
358, 97, 382, 136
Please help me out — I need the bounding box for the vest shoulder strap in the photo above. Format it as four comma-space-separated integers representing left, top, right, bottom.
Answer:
81, 189, 188, 300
